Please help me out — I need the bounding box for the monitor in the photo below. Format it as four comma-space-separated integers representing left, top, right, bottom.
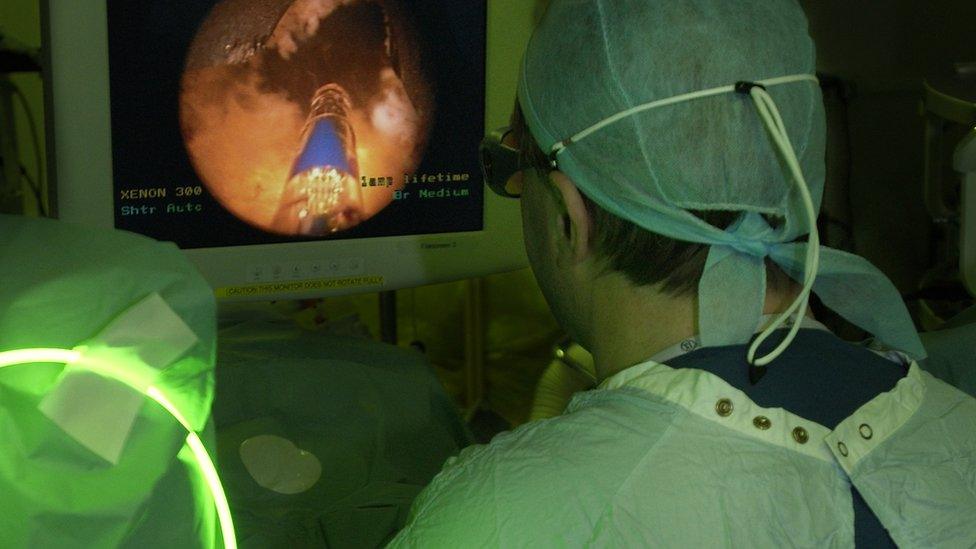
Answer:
43, 0, 530, 301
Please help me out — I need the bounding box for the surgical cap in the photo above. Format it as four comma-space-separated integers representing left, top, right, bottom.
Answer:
518, 0, 925, 364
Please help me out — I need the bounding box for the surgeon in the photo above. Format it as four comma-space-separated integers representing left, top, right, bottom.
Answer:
389, 0, 976, 546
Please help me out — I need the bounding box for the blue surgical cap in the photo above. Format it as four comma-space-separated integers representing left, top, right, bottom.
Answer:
518, 0, 925, 364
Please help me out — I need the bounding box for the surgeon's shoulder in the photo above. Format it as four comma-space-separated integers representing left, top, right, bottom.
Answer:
387, 389, 677, 547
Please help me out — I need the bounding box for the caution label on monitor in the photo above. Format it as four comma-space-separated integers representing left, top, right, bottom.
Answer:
216, 276, 385, 298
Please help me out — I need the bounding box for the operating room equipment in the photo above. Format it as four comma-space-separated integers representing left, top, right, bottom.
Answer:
923, 63, 976, 294
45, 0, 526, 302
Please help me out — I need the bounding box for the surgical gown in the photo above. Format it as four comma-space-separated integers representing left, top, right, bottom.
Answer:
389, 356, 976, 547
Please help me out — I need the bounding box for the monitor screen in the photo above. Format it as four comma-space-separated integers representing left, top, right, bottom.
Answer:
45, 0, 528, 300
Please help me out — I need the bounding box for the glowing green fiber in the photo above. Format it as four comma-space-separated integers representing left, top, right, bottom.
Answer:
0, 348, 237, 549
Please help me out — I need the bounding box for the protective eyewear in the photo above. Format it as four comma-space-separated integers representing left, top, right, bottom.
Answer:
479, 127, 524, 198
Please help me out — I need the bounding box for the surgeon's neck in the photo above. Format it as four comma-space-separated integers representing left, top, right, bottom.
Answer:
587, 271, 803, 383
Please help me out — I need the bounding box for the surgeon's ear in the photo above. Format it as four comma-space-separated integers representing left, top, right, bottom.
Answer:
549, 171, 592, 264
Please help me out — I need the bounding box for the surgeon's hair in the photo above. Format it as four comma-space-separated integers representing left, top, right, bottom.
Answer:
513, 104, 789, 297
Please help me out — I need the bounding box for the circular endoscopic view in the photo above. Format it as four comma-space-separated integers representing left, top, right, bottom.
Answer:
179, 0, 434, 236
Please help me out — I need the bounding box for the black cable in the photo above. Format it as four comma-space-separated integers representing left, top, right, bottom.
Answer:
18, 163, 46, 216
11, 83, 45, 215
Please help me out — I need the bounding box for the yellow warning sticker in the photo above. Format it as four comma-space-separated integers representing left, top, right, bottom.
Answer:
216, 276, 385, 299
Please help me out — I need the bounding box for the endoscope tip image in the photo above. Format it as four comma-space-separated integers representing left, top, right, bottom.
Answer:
180, 0, 433, 236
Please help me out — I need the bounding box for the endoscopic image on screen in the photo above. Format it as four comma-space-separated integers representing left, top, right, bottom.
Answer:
107, 0, 485, 248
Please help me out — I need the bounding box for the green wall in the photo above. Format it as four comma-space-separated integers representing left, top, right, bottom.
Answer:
485, 1, 544, 128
